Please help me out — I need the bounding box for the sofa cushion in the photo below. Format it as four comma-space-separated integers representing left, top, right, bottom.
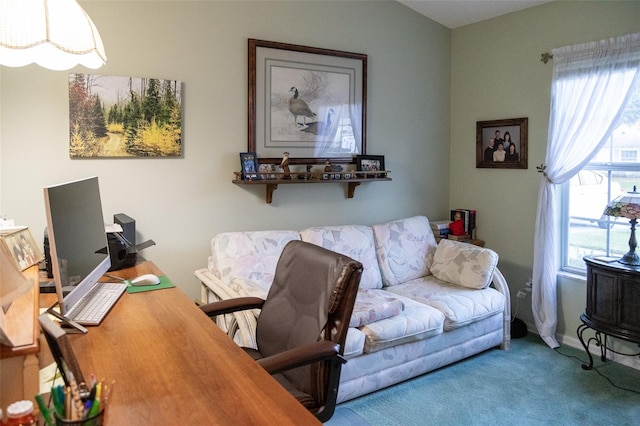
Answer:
350, 289, 404, 327
209, 230, 300, 288
344, 328, 366, 358
385, 275, 505, 330
359, 292, 444, 353
430, 239, 498, 289
372, 216, 438, 287
300, 225, 383, 289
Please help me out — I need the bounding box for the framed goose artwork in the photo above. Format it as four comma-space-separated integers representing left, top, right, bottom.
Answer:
248, 39, 367, 165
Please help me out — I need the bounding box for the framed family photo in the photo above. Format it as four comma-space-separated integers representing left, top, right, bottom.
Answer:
1, 228, 44, 271
248, 39, 367, 165
476, 117, 528, 169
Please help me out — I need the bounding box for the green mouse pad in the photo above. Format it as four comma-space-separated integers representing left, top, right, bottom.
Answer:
126, 275, 176, 294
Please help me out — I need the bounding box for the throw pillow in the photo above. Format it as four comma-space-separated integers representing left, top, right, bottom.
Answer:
430, 239, 498, 289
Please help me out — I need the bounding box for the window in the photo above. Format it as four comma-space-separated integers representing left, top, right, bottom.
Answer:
563, 84, 640, 273
620, 149, 638, 162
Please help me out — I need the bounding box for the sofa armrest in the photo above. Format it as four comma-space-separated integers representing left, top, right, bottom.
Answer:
194, 268, 259, 348
491, 267, 511, 350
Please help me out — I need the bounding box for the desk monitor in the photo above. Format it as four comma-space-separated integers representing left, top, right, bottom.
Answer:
43, 177, 111, 319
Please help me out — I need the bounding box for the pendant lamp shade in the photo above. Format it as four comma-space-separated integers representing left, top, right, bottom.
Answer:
0, 0, 107, 71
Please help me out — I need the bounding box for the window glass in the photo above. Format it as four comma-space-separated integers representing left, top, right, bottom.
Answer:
563, 84, 640, 273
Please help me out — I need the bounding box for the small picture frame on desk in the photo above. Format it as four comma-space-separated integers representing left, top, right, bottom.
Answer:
240, 152, 260, 180
356, 155, 385, 178
38, 314, 90, 397
1, 228, 43, 271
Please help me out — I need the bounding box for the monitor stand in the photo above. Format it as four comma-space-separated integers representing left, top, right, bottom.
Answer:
45, 303, 88, 334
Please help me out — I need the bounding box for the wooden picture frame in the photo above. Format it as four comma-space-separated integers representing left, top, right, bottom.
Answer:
239, 152, 260, 180
356, 155, 385, 178
1, 228, 44, 271
476, 117, 528, 169
38, 313, 90, 397
249, 39, 367, 165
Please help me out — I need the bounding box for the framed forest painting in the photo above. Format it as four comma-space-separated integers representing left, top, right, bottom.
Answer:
69, 74, 183, 158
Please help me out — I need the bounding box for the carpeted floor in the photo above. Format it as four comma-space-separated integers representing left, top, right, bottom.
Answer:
326, 334, 640, 425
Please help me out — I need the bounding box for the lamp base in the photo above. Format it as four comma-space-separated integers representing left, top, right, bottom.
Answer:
619, 251, 640, 266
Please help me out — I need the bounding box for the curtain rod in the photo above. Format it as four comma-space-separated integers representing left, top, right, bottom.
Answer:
541, 52, 553, 64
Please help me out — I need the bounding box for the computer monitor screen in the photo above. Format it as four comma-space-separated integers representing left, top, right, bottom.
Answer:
43, 177, 111, 315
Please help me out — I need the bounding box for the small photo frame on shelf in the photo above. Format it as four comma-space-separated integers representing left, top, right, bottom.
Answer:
1, 228, 44, 271
239, 152, 260, 180
356, 155, 385, 178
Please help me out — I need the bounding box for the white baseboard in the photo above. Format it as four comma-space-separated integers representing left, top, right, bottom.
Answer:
518, 320, 640, 371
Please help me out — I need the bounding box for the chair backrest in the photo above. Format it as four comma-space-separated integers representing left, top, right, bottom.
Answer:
256, 240, 362, 416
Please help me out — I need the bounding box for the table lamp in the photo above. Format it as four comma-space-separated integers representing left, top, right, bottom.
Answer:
0, 242, 33, 346
0, 242, 32, 312
603, 185, 640, 266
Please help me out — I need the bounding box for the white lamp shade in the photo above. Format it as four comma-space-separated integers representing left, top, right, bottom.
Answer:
0, 0, 107, 70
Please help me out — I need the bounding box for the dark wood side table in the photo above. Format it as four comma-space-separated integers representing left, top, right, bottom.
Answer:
578, 256, 640, 369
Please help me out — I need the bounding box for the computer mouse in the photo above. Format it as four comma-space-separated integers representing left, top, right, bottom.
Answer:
130, 274, 161, 286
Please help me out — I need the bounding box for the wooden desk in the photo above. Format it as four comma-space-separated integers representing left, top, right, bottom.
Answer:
0, 265, 40, 409
63, 261, 320, 425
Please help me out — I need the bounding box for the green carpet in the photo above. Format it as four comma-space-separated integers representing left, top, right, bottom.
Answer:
327, 334, 640, 425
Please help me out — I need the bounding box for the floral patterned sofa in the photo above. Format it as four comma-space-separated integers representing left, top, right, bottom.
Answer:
194, 216, 511, 403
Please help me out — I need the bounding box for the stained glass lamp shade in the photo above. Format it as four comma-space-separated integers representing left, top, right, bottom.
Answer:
603, 186, 640, 266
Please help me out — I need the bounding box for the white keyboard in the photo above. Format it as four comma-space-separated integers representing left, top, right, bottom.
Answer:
68, 282, 127, 325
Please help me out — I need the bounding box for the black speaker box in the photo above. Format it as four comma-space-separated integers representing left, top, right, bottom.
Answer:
109, 213, 137, 271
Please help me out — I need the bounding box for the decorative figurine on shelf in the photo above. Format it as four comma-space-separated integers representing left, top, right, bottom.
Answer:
280, 152, 291, 180
324, 159, 332, 172
304, 165, 312, 180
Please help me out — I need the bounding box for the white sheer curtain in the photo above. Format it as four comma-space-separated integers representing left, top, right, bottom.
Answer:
532, 33, 640, 348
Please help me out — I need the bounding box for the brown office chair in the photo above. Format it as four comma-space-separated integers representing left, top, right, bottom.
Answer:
200, 240, 363, 422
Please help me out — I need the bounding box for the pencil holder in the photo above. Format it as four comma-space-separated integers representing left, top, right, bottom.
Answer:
53, 410, 104, 426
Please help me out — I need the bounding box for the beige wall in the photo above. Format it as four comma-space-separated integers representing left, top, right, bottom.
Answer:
450, 0, 640, 357
0, 1, 451, 300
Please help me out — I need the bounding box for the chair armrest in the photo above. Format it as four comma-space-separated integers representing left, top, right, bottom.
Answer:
200, 297, 265, 317
258, 340, 346, 375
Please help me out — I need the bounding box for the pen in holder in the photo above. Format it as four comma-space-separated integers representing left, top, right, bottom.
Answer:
53, 410, 104, 426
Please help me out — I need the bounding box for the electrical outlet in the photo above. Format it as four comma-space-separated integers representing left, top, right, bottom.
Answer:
517, 289, 528, 299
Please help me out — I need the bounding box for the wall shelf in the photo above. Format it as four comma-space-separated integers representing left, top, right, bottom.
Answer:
233, 171, 391, 204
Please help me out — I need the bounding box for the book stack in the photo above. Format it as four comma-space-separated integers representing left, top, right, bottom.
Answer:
430, 220, 450, 242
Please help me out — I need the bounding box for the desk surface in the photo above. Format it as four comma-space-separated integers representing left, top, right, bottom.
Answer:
65, 261, 320, 425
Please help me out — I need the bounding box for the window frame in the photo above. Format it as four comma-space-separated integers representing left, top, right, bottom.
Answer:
561, 159, 640, 275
